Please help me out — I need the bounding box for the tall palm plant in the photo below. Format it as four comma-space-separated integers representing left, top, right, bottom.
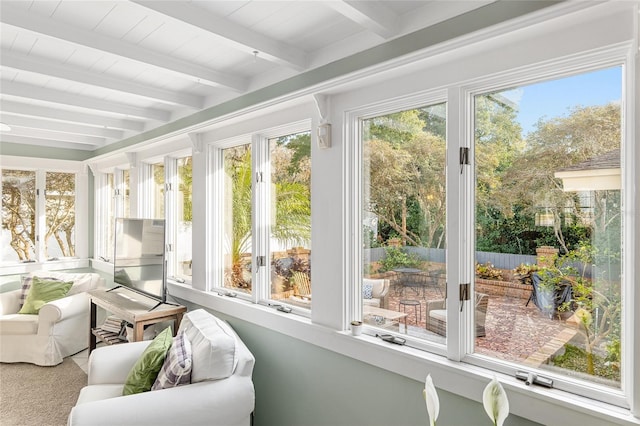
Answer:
225, 144, 311, 289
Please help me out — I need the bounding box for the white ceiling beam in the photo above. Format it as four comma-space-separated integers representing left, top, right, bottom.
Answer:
3, 126, 106, 146
2, 80, 171, 122
0, 50, 204, 109
132, 1, 308, 71
0, 134, 104, 150
327, 1, 399, 39
0, 3, 247, 92
0, 114, 124, 139
0, 100, 144, 132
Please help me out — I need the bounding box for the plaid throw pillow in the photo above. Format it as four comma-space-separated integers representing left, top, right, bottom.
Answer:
151, 331, 192, 390
19, 276, 60, 309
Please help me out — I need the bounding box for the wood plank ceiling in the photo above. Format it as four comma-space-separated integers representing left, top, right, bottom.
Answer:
0, 1, 491, 151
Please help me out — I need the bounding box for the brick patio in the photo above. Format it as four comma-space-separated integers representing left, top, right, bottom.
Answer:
384, 280, 578, 365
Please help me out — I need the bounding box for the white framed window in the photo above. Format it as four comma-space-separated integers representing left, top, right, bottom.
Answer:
206, 122, 312, 314
1, 157, 88, 270
165, 154, 193, 282
348, 50, 632, 408
465, 62, 626, 406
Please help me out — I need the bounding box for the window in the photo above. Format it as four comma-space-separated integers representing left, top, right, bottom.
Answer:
162, 154, 193, 282
269, 131, 312, 308
1, 170, 36, 262
1, 169, 77, 264
360, 103, 447, 343
222, 143, 253, 294
472, 67, 623, 396
350, 59, 629, 408
121, 169, 130, 218
151, 162, 165, 219
44, 172, 76, 259
175, 156, 192, 280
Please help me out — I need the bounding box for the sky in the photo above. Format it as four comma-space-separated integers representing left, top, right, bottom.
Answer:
501, 66, 622, 137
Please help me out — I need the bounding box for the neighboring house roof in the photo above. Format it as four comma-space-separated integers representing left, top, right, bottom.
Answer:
554, 150, 620, 191
556, 150, 620, 172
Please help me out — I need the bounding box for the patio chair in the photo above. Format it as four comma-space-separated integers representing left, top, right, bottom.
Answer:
362, 278, 390, 309
292, 271, 312, 300
425, 292, 488, 337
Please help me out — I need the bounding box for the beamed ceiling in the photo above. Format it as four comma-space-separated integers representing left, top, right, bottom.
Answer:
0, 1, 539, 152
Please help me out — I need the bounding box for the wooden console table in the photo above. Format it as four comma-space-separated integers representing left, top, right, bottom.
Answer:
89, 287, 186, 354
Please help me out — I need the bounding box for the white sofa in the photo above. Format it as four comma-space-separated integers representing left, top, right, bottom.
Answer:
0, 270, 104, 366
68, 309, 256, 426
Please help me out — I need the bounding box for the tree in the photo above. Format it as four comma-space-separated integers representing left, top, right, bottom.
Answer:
178, 158, 193, 222
224, 138, 311, 289
1, 170, 76, 260
44, 172, 76, 257
2, 170, 36, 260
365, 109, 447, 249
499, 103, 621, 253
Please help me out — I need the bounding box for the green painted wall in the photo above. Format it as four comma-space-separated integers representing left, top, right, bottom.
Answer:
0, 142, 92, 161
176, 300, 541, 426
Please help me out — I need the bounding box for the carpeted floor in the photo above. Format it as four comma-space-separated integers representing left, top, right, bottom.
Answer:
0, 358, 87, 426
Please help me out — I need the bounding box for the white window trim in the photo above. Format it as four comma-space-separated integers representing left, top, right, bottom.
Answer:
0, 156, 89, 274
92, 171, 111, 262
203, 120, 313, 316
82, 3, 636, 423
456, 47, 632, 409
168, 282, 639, 426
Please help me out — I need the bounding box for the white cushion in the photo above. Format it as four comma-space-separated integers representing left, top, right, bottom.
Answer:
177, 309, 237, 383
429, 309, 446, 322
75, 384, 124, 405
28, 270, 100, 296
0, 314, 39, 334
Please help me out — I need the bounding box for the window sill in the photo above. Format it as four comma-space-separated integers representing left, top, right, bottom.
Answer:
0, 258, 90, 276
168, 283, 639, 426
89, 258, 114, 274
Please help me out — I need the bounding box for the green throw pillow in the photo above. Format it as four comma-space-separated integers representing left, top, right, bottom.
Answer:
122, 327, 173, 395
18, 277, 74, 314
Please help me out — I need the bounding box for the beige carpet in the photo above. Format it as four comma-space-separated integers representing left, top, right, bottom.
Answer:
0, 358, 86, 426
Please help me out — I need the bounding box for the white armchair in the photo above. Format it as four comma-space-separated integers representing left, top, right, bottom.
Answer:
69, 309, 255, 426
362, 278, 390, 309
0, 270, 104, 366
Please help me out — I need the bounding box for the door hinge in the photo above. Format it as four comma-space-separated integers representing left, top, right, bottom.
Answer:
459, 283, 470, 312
255, 172, 263, 183
165, 183, 172, 191
166, 243, 173, 252
256, 256, 266, 267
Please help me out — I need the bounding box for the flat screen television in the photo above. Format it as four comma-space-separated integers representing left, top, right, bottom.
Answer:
113, 218, 167, 304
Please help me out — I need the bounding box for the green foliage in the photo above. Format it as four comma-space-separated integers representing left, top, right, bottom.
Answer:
379, 246, 420, 272
538, 243, 621, 376
225, 135, 312, 290
366, 110, 425, 146
513, 263, 539, 275
552, 344, 620, 382
475, 262, 504, 280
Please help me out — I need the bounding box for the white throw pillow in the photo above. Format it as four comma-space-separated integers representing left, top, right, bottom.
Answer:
28, 270, 98, 296
178, 309, 238, 383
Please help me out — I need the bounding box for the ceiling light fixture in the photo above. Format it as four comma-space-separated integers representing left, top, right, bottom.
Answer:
0, 122, 11, 132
